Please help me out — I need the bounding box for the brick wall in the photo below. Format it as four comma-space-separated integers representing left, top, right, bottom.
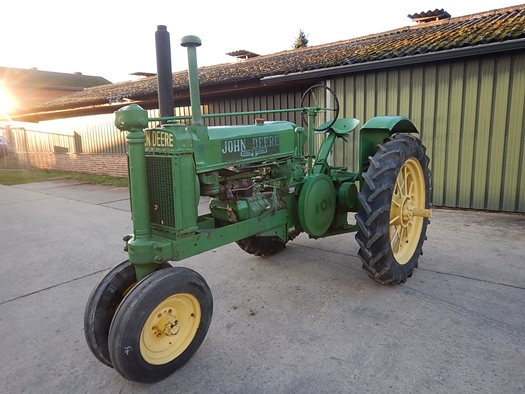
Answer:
26, 153, 128, 178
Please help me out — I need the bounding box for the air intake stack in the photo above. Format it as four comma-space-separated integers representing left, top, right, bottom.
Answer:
181, 35, 203, 125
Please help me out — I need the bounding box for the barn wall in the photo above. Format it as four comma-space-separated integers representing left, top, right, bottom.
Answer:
201, 88, 306, 126
26, 52, 525, 212
329, 52, 525, 212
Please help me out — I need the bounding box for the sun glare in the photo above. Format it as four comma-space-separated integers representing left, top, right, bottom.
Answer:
0, 84, 14, 115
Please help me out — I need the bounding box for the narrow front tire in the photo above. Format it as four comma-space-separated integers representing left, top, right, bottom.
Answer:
108, 267, 213, 383
84, 261, 170, 367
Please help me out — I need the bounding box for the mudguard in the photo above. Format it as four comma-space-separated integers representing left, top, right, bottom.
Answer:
359, 116, 419, 176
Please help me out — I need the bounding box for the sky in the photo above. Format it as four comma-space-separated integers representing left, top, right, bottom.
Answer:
1, 0, 521, 83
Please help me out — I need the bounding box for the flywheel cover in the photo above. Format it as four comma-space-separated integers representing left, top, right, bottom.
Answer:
298, 174, 336, 236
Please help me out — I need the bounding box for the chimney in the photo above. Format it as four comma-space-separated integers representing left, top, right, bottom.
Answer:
408, 9, 451, 24
226, 50, 260, 62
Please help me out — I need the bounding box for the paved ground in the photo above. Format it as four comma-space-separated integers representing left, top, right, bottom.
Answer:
0, 180, 524, 394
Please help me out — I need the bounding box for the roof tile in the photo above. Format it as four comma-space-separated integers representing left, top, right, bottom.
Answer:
16, 4, 525, 117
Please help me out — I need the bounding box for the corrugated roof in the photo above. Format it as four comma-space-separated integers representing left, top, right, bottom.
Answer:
13, 4, 525, 118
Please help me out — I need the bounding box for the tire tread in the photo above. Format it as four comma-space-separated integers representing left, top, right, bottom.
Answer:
355, 134, 431, 285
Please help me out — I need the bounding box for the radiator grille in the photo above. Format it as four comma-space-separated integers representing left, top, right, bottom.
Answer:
146, 156, 175, 228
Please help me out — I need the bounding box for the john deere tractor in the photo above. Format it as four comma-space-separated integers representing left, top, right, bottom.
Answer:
84, 28, 431, 383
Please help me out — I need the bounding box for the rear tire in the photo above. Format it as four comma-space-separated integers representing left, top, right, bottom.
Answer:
236, 236, 286, 256
355, 134, 431, 285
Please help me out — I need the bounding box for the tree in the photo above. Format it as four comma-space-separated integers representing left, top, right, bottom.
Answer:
293, 30, 309, 49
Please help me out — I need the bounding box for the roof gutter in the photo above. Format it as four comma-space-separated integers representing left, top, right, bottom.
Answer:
261, 38, 525, 84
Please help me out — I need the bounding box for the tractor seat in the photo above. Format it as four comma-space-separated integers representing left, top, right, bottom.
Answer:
317, 118, 360, 134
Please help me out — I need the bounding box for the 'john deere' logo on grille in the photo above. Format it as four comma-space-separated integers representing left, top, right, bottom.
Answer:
221, 135, 280, 160
145, 130, 174, 148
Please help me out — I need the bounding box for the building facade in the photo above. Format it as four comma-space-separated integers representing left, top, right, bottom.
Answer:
6, 5, 525, 212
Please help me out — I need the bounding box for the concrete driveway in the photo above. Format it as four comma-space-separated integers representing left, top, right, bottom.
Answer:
0, 180, 524, 393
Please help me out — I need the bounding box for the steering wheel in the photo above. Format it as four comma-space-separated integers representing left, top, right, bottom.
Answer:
300, 84, 340, 132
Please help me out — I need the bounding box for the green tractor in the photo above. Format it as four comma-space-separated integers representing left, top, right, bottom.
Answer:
84, 29, 432, 383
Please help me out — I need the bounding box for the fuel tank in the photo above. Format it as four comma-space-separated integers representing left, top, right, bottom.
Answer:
144, 119, 301, 173
195, 120, 299, 172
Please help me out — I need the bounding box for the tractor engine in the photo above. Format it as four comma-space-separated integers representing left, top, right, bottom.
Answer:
208, 167, 287, 225
140, 117, 305, 235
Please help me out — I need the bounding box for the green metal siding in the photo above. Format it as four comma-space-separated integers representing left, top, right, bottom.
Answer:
505, 55, 525, 212
32, 52, 524, 212
201, 89, 305, 127
330, 52, 525, 212
39, 113, 127, 154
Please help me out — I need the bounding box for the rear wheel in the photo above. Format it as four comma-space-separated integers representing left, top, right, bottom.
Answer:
236, 236, 287, 256
355, 134, 432, 285
108, 267, 213, 383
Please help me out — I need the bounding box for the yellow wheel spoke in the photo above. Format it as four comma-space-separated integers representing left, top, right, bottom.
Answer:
401, 226, 408, 245
396, 176, 405, 198
389, 157, 428, 265
408, 179, 415, 198
390, 225, 401, 252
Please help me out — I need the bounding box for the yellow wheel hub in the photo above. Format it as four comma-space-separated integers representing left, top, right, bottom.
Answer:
390, 158, 432, 265
140, 293, 201, 365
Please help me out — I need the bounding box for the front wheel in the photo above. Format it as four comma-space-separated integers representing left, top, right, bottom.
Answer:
84, 261, 170, 367
355, 134, 432, 285
108, 267, 213, 383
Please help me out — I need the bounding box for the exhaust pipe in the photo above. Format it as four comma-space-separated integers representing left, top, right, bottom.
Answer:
155, 25, 174, 118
